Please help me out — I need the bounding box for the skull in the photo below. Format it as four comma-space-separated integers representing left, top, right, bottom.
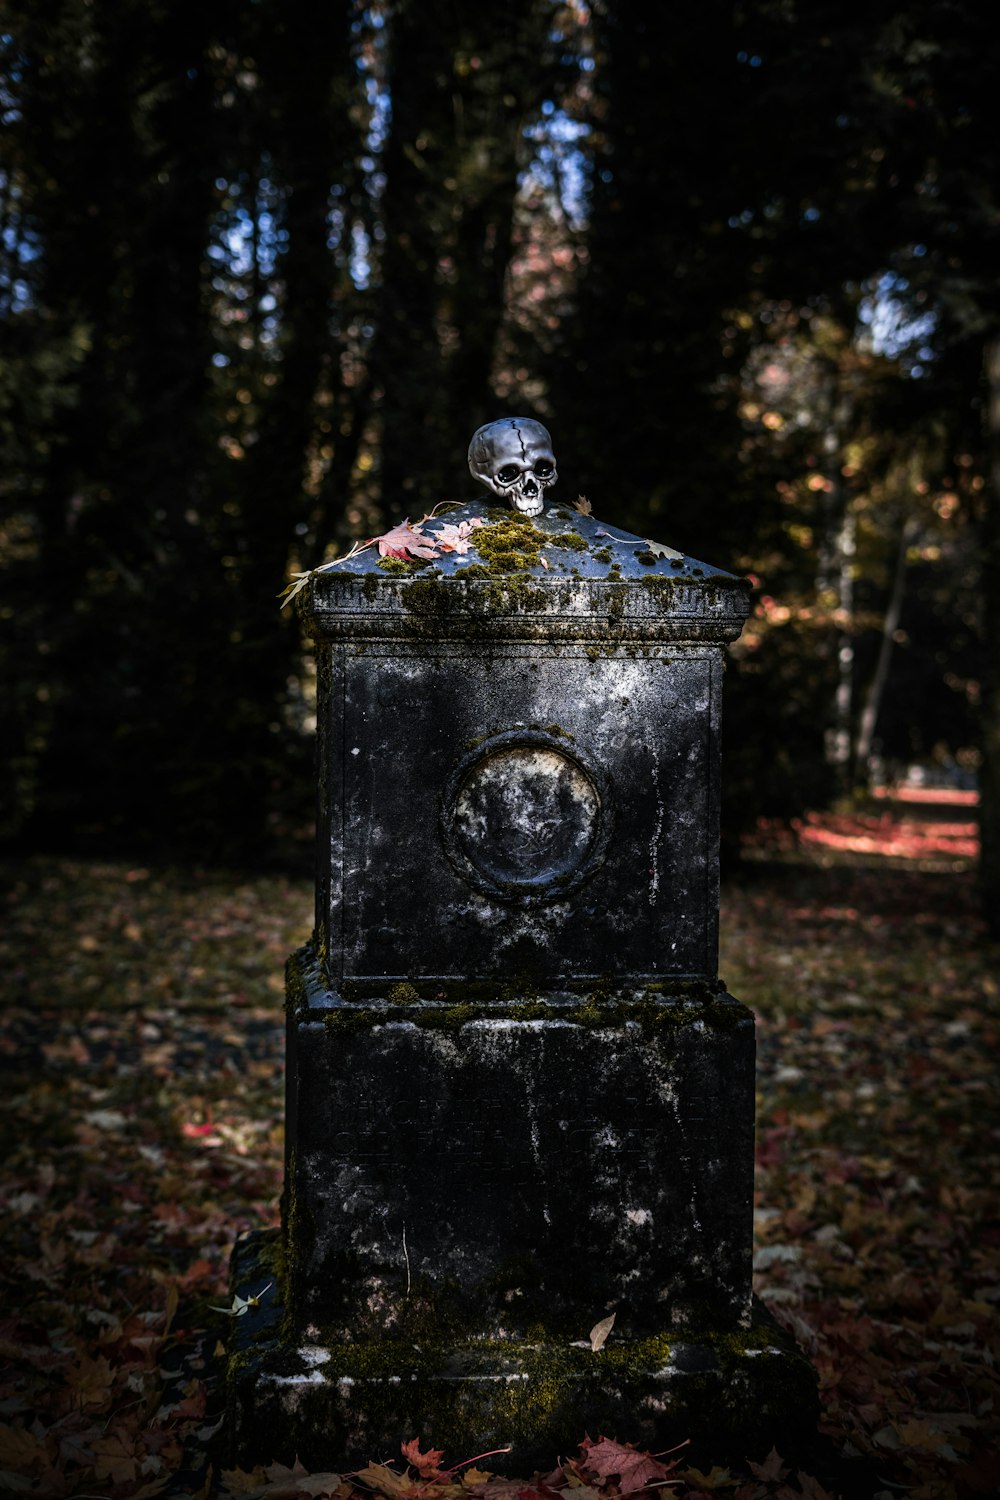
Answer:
467, 418, 558, 516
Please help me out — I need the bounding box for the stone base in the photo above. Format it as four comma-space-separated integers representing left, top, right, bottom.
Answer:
226, 1231, 818, 1474
283, 951, 759, 1338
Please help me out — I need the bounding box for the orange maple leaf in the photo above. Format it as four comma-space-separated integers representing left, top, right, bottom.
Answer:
401, 1438, 446, 1476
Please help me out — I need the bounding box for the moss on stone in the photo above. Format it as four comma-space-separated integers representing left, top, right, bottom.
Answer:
308, 992, 747, 1037
400, 577, 452, 616
469, 512, 542, 573
605, 582, 627, 623
547, 530, 588, 551
386, 981, 420, 1005
376, 556, 422, 575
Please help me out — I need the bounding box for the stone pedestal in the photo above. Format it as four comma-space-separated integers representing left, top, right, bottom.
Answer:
227, 497, 818, 1468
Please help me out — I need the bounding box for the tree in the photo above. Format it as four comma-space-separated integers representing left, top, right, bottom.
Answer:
368, 0, 566, 513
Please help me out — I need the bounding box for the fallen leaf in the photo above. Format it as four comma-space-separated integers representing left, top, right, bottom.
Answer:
589, 1313, 615, 1352
678, 1466, 737, 1491
0, 1425, 47, 1471
574, 496, 592, 515
642, 538, 684, 561
747, 1449, 788, 1484
354, 1461, 415, 1495
298, 1474, 348, 1497
92, 1430, 138, 1484
210, 1282, 272, 1317
401, 1438, 446, 1477
220, 1466, 268, 1496
580, 1436, 681, 1494
377, 521, 440, 561
434, 519, 484, 555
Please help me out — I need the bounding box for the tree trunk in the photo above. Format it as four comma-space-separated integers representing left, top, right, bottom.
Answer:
855, 514, 917, 786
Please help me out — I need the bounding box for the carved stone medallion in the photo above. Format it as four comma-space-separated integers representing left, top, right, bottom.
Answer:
440, 729, 611, 903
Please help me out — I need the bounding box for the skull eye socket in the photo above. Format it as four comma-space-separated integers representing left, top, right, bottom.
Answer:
496, 464, 522, 484
533, 461, 554, 479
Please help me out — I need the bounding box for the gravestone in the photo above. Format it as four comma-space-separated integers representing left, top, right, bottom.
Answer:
227, 419, 818, 1471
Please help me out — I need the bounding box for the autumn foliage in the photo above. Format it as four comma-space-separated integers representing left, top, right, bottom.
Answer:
1, 792, 998, 1497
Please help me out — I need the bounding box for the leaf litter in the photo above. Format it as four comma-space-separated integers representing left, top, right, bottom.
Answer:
1, 791, 998, 1497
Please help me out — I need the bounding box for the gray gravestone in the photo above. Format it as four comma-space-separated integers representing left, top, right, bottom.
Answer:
227, 421, 817, 1470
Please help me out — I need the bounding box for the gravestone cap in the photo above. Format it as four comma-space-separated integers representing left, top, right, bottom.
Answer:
299, 496, 750, 644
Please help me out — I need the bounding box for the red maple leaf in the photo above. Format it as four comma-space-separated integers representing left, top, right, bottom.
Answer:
377, 521, 440, 560
401, 1438, 446, 1477
580, 1436, 682, 1494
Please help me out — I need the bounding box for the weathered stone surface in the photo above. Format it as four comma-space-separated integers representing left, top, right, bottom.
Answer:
228, 1232, 819, 1475
284, 951, 754, 1338
303, 501, 750, 991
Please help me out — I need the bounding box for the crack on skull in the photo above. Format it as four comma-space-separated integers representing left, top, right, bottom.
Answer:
468, 417, 558, 517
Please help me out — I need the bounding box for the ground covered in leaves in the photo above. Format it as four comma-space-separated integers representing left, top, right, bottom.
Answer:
1, 790, 997, 1499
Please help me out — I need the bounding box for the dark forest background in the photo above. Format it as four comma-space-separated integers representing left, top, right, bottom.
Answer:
2, 1, 997, 920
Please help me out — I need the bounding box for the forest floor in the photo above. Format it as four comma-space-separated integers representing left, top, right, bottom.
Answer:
1, 789, 997, 1500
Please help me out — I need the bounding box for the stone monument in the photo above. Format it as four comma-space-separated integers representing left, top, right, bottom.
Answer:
227, 418, 818, 1471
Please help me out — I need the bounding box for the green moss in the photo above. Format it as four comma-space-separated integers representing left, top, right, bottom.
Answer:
593, 546, 613, 564
635, 549, 658, 565
547, 530, 588, 551
400, 577, 452, 616
386, 981, 420, 1005
361, 573, 380, 603
309, 992, 746, 1037
376, 556, 422, 575
605, 582, 627, 623
470, 512, 542, 573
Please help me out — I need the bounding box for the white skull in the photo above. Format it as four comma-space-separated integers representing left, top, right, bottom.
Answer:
467, 418, 558, 516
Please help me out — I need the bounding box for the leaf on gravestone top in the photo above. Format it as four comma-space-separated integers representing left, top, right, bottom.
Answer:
642, 539, 684, 561
401, 1438, 446, 1476
589, 1313, 616, 1351
580, 1436, 686, 1494
574, 495, 592, 515
434, 518, 484, 555
377, 521, 441, 560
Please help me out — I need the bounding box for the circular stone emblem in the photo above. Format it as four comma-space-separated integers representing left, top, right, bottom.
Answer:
440, 730, 611, 902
